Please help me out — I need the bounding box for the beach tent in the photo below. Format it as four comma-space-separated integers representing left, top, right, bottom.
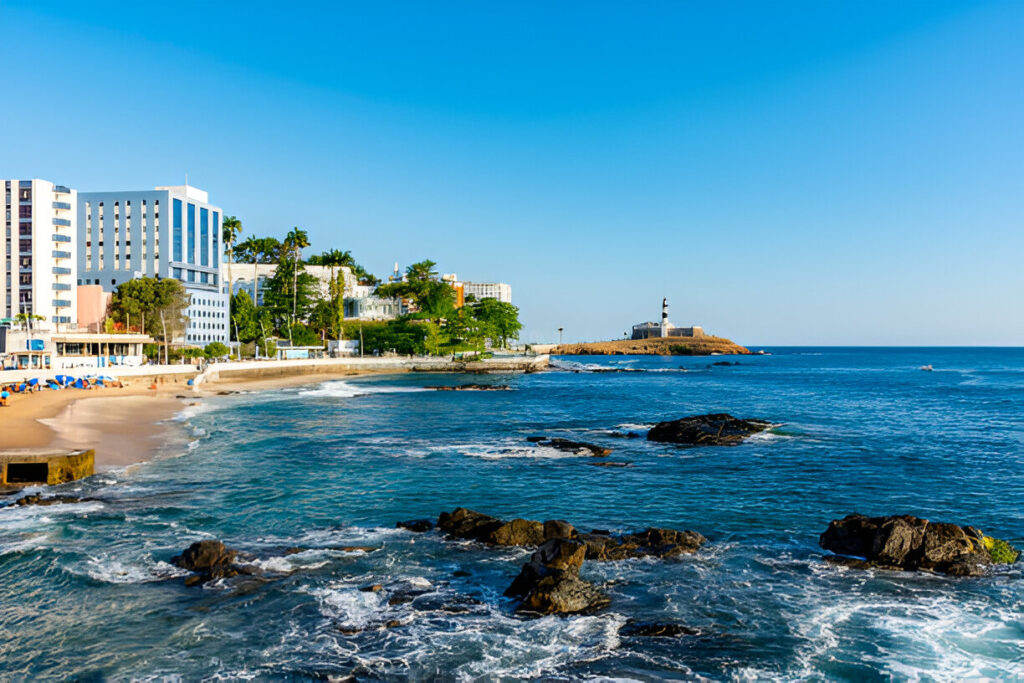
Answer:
48, 382, 60, 390
73, 379, 88, 389
55, 374, 74, 386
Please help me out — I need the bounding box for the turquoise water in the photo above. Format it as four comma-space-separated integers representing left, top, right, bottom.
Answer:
1, 348, 1022, 679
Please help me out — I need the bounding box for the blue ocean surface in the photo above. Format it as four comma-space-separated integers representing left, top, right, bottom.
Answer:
1, 347, 1022, 680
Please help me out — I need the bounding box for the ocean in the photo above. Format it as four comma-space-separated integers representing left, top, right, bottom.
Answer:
1, 347, 1022, 680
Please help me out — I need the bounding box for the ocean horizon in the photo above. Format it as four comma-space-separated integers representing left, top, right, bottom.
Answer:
1, 346, 1021, 679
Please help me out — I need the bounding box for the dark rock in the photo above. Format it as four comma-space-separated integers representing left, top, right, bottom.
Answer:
529, 437, 612, 457
431, 384, 510, 391
543, 519, 576, 541
437, 508, 504, 542
490, 518, 546, 546
588, 461, 633, 468
452, 569, 471, 577
396, 519, 434, 533
334, 545, 378, 553
12, 493, 88, 506
646, 413, 772, 446
578, 527, 706, 561
711, 361, 741, 367
505, 538, 610, 615
525, 436, 546, 443
360, 584, 383, 592
819, 514, 993, 576
605, 431, 643, 439
171, 540, 257, 585
620, 620, 701, 637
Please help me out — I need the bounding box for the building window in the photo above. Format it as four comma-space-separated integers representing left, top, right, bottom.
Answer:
200, 207, 209, 266
173, 199, 183, 261
187, 203, 196, 264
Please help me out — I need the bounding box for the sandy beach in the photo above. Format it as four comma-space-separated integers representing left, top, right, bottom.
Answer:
0, 383, 190, 469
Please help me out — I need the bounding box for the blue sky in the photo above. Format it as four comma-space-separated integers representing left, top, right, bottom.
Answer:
2, 1, 1021, 345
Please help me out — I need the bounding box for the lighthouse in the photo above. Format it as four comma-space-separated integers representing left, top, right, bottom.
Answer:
661, 298, 669, 337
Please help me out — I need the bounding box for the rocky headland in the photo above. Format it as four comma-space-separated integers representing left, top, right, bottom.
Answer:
553, 336, 750, 356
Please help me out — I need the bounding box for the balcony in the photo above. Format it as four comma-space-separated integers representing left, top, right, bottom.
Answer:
52, 250, 71, 259
53, 186, 71, 194
52, 267, 71, 275
52, 299, 71, 308
52, 283, 71, 291
53, 218, 71, 227
52, 202, 72, 210
52, 234, 71, 243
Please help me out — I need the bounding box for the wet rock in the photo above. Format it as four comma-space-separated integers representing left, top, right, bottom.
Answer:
396, 518, 434, 533
620, 620, 701, 637
528, 437, 612, 457
171, 540, 258, 585
577, 527, 706, 561
605, 431, 643, 439
505, 538, 610, 615
818, 514, 1014, 576
646, 413, 773, 446
11, 493, 89, 506
437, 508, 576, 546
430, 384, 510, 391
437, 508, 504, 542
588, 461, 633, 468
710, 361, 741, 367
334, 545, 378, 553
360, 584, 383, 592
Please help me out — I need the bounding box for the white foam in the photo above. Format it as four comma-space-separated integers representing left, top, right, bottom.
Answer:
299, 380, 428, 399
78, 555, 189, 584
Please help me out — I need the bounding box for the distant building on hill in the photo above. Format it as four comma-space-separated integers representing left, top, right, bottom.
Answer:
631, 298, 704, 340
441, 274, 512, 307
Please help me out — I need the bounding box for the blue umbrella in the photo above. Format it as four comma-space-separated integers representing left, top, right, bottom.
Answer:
73, 379, 87, 389
27, 378, 39, 387
48, 382, 60, 390
55, 374, 73, 385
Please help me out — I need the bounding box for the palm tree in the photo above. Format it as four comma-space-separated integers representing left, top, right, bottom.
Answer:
222, 216, 242, 302
283, 228, 310, 320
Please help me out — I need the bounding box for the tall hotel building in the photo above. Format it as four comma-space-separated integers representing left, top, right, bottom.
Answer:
2, 179, 78, 328
77, 185, 228, 344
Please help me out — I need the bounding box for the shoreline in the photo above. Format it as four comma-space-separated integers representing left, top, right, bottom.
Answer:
0, 354, 548, 475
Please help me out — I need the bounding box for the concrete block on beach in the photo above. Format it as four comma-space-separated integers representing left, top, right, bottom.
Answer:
0, 449, 94, 488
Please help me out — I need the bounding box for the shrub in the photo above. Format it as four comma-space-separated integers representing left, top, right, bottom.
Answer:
984, 536, 1020, 564
204, 341, 230, 359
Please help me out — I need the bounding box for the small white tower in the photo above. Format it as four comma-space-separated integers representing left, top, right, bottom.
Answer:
661, 297, 669, 337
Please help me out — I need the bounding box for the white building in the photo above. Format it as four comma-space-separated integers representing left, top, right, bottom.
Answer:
441, 273, 513, 305
77, 185, 228, 345
2, 179, 78, 329
225, 262, 355, 306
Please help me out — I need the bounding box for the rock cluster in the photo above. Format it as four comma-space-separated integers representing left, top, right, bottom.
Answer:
525, 436, 612, 457
819, 514, 1019, 577
415, 508, 706, 615
434, 507, 575, 546
430, 384, 511, 391
171, 540, 258, 586
9, 493, 90, 507
504, 538, 611, 614
646, 413, 772, 446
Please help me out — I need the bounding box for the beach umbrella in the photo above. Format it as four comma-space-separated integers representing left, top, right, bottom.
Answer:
55, 374, 74, 385
74, 379, 87, 389
27, 378, 39, 387
96, 375, 115, 383
18, 383, 27, 392
48, 382, 60, 390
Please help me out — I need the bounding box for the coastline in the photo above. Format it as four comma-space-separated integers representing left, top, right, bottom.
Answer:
0, 354, 548, 472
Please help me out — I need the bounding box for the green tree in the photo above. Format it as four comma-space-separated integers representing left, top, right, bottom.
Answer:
282, 227, 310, 322
222, 215, 243, 300
263, 256, 318, 333
111, 278, 190, 362
204, 341, 230, 358
232, 235, 281, 306
470, 299, 522, 349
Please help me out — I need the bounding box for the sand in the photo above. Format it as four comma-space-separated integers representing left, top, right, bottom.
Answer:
0, 383, 190, 469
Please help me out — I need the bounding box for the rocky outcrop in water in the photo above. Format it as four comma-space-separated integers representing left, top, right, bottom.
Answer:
435, 508, 576, 546
504, 538, 610, 615
578, 528, 707, 561
396, 519, 434, 533
9, 493, 92, 507
430, 384, 511, 391
819, 514, 1020, 577
646, 413, 772, 446
525, 437, 612, 456
171, 540, 259, 586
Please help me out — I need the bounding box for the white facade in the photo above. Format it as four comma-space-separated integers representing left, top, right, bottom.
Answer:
463, 281, 512, 304
77, 185, 228, 345
2, 179, 78, 329
225, 262, 355, 306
